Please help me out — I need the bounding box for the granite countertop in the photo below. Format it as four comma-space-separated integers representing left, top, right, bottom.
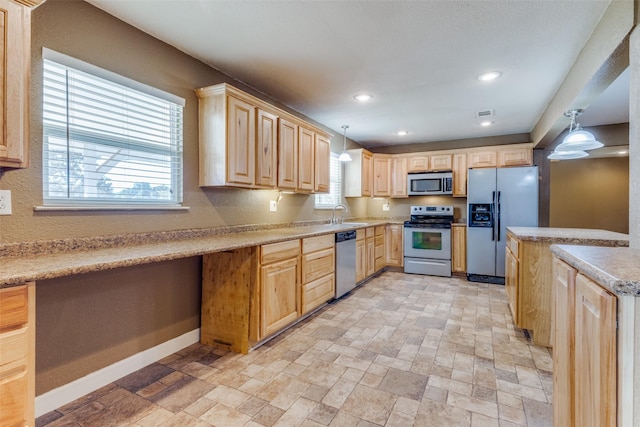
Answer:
551, 244, 640, 296
0, 219, 400, 288
507, 226, 629, 246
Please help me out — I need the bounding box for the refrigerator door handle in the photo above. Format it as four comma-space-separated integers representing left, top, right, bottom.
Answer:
491, 191, 496, 241
496, 191, 501, 241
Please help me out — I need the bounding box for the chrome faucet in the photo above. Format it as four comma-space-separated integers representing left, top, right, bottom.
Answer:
331, 204, 347, 224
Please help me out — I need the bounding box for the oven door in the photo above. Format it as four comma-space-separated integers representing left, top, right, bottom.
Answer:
403, 225, 451, 260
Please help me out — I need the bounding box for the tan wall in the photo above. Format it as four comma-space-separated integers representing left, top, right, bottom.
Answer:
550, 156, 629, 233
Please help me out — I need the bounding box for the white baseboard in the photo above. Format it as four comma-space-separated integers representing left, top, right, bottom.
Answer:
35, 328, 200, 418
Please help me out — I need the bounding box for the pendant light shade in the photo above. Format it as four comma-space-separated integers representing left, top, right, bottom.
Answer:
554, 109, 603, 152
339, 125, 352, 162
547, 150, 588, 160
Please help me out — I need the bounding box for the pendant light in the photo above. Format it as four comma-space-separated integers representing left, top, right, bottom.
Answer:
554, 109, 603, 152
338, 125, 352, 162
547, 150, 588, 160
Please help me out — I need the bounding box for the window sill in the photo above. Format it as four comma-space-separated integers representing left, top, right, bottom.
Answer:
34, 205, 190, 212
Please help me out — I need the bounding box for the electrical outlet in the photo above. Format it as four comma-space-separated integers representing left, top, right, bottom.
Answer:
0, 190, 12, 215
382, 203, 390, 211
269, 200, 277, 212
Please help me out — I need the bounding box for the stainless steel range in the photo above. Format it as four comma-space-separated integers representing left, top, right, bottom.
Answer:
404, 205, 454, 277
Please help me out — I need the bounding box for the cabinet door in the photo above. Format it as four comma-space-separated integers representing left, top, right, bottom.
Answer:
429, 154, 452, 171
574, 274, 617, 427
468, 150, 497, 168
365, 238, 375, 277
298, 126, 315, 192
384, 224, 403, 267
314, 134, 331, 193
452, 153, 467, 197
227, 95, 255, 186
255, 108, 278, 188
505, 248, 519, 323
301, 274, 334, 315
498, 147, 532, 167
391, 157, 407, 198
552, 259, 576, 427
356, 238, 366, 282
451, 225, 466, 273
261, 257, 299, 337
362, 151, 373, 197
0, 0, 31, 168
407, 155, 429, 173
278, 118, 298, 190
372, 155, 391, 197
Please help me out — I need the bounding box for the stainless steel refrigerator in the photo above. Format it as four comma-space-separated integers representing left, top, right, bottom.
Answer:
467, 166, 538, 283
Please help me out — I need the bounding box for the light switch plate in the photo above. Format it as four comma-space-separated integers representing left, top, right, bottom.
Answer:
0, 190, 12, 215
269, 200, 277, 212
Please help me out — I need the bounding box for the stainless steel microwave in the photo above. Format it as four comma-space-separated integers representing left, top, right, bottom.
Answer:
408, 172, 453, 196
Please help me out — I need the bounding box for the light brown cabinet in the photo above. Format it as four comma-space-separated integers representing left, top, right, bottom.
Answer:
505, 244, 519, 324
301, 235, 334, 314
553, 259, 617, 427
0, 0, 39, 168
297, 126, 315, 192
314, 134, 331, 193
452, 153, 467, 197
390, 157, 407, 198
365, 227, 376, 277
468, 150, 498, 168
344, 148, 373, 197
407, 155, 429, 173
451, 224, 466, 273
374, 226, 386, 272
498, 146, 533, 167
356, 230, 366, 282
385, 224, 403, 267
196, 83, 329, 192
406, 153, 451, 172
0, 283, 35, 427
372, 155, 392, 197
429, 154, 452, 171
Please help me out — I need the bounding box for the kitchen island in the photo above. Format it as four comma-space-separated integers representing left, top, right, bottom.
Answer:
551, 245, 640, 427
505, 226, 628, 347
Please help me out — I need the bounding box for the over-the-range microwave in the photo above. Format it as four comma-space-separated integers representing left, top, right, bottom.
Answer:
408, 172, 453, 196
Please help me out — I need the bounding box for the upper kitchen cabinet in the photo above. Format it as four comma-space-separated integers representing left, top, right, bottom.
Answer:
467, 144, 533, 169
372, 154, 391, 197
0, 0, 42, 168
196, 83, 330, 192
407, 154, 429, 173
314, 134, 330, 193
498, 145, 533, 167
390, 156, 407, 198
344, 148, 373, 197
406, 153, 452, 173
452, 153, 467, 197
467, 150, 498, 168
429, 154, 452, 171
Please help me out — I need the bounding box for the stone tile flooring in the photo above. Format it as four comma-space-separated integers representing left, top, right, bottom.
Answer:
36, 271, 553, 426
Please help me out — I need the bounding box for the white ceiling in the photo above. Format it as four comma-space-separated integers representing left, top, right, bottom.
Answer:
86, 0, 626, 148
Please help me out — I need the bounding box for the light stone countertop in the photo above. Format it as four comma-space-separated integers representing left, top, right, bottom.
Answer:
0, 220, 399, 288
551, 245, 640, 296
507, 226, 629, 246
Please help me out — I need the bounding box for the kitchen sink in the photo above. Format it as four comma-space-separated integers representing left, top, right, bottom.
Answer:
339, 222, 369, 227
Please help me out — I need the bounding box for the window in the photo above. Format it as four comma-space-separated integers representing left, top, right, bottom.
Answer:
315, 152, 343, 209
42, 50, 184, 208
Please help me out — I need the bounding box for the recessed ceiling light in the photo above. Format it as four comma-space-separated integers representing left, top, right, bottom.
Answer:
353, 93, 373, 102
480, 121, 493, 127
395, 130, 409, 136
478, 71, 502, 82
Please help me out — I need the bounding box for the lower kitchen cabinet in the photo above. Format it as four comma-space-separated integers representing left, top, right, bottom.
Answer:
355, 230, 366, 282
385, 224, 403, 267
553, 259, 617, 427
374, 226, 385, 272
365, 227, 375, 277
301, 235, 334, 314
0, 282, 35, 427
451, 224, 466, 274
260, 256, 300, 337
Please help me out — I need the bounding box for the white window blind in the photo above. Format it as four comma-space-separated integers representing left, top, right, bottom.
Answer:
42, 53, 184, 207
315, 153, 343, 209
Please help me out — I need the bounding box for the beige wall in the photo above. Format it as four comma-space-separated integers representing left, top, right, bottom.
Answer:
550, 156, 629, 233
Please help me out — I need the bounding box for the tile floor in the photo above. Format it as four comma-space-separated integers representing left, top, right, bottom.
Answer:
36, 271, 553, 427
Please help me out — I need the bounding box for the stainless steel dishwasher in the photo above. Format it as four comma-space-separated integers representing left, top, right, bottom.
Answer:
335, 230, 357, 298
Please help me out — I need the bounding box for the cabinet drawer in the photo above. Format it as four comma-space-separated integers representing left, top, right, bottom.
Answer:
0, 368, 27, 427
301, 274, 335, 314
0, 286, 28, 331
0, 328, 27, 367
365, 227, 374, 238
374, 255, 385, 272
302, 248, 335, 283
374, 242, 384, 260
375, 226, 385, 237
507, 235, 519, 258
356, 229, 365, 241
302, 234, 334, 254
261, 240, 300, 264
